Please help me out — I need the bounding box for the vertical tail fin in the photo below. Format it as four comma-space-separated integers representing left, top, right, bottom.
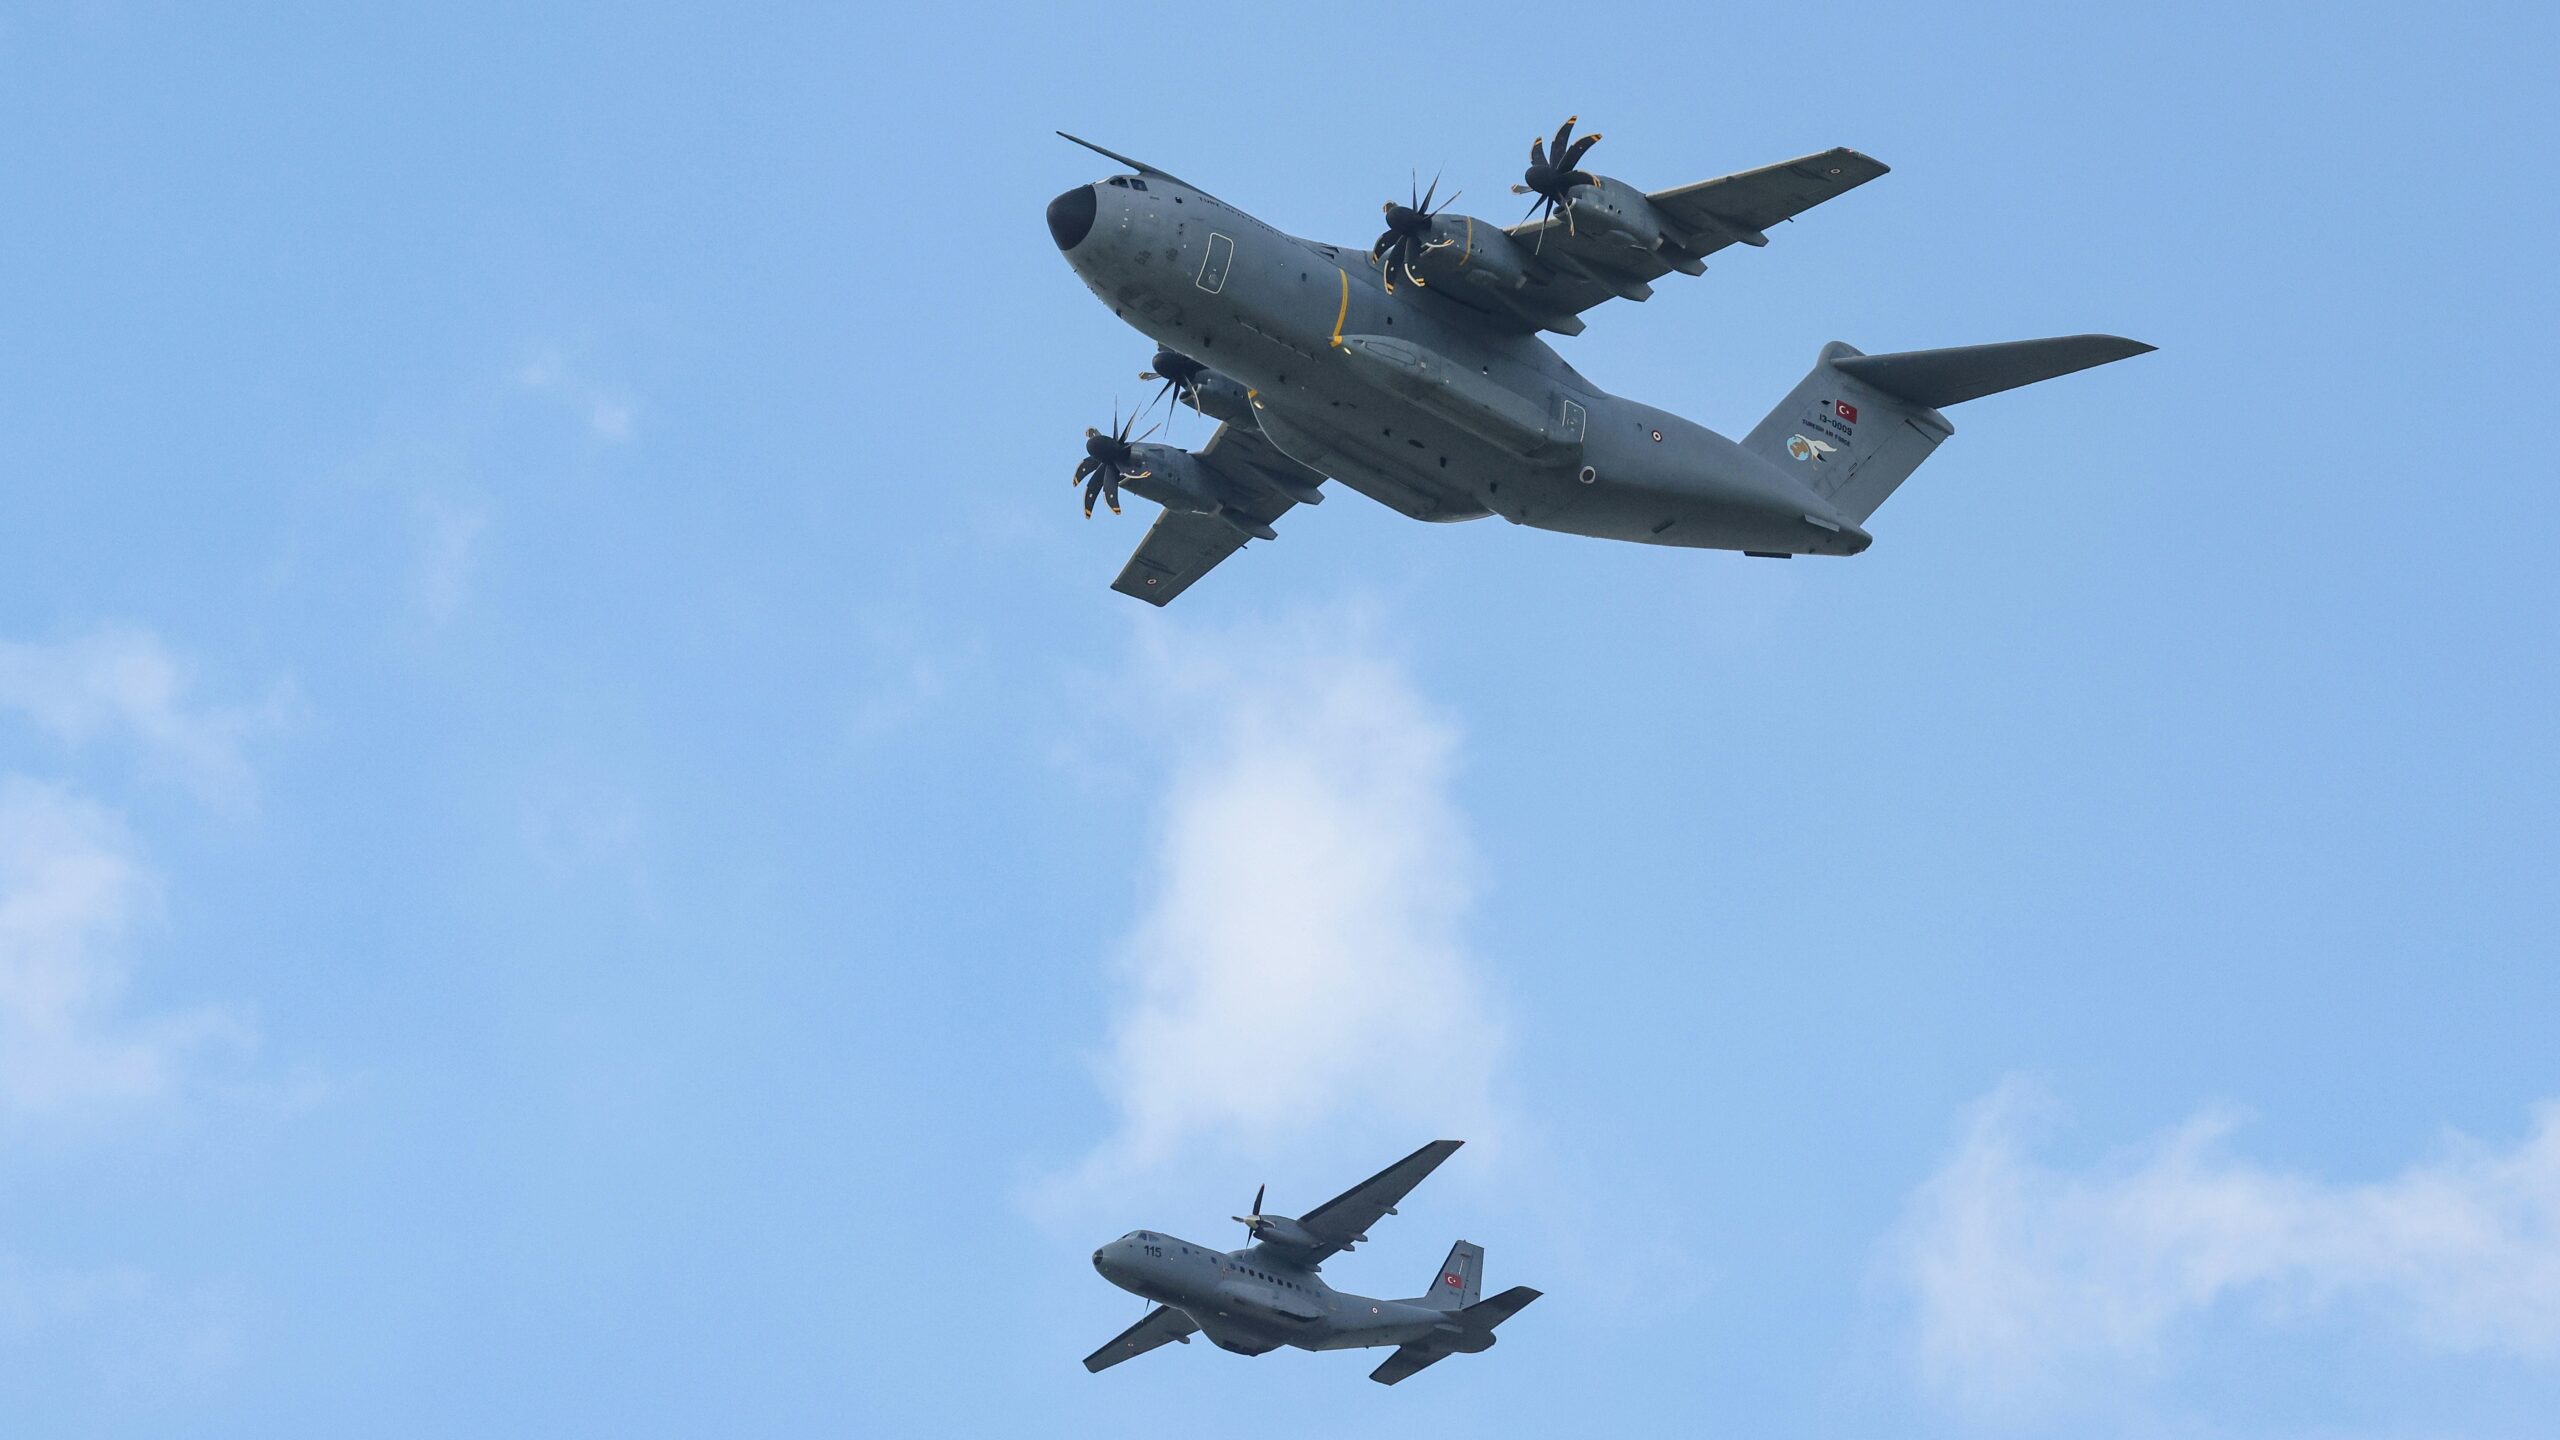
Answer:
1742, 335, 2153, 525
1422, 1240, 1482, 1309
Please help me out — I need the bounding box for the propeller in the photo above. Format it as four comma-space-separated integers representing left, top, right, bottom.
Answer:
1232, 1182, 1273, 1239
1070, 404, 1155, 518
1511, 115, 1602, 250
1371, 170, 1460, 293
1137, 348, 1209, 423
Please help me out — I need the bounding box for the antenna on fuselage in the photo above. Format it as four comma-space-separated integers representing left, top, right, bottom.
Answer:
1055, 132, 1198, 189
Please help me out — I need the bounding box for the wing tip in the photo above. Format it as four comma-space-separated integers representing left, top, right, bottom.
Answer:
2071, 334, 2160, 362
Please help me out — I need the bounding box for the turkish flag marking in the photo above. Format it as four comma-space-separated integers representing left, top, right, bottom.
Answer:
1836, 401, 1858, 423
1444, 1273, 1463, 1287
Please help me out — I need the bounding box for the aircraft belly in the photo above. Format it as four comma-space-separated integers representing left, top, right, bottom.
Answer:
1189, 1310, 1288, 1356
1247, 403, 1490, 523
1298, 1311, 1442, 1352
1547, 413, 1870, 554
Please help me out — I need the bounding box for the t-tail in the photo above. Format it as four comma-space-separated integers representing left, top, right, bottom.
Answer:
1743, 334, 2154, 528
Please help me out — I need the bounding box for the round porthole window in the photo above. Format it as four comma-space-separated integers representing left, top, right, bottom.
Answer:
1649, 428, 1663, 442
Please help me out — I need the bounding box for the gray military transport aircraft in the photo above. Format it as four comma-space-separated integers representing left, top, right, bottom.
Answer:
1047, 120, 2152, 604
1085, 1139, 1535, 1385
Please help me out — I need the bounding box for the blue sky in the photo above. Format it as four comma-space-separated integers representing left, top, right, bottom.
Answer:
3, 3, 2556, 1436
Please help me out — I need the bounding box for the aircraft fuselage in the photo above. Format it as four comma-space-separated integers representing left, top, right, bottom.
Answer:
1046, 174, 1871, 557
1090, 1230, 1480, 1357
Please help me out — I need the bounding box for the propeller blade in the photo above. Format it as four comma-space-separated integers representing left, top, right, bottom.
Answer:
1551, 115, 1577, 160
1252, 1183, 1265, 1218
1562, 132, 1601, 170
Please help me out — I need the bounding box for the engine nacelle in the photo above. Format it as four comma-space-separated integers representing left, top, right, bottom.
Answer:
1190, 370, 1254, 425
1246, 1216, 1324, 1251
1402, 214, 1539, 296
1563, 175, 1690, 259
1120, 445, 1224, 515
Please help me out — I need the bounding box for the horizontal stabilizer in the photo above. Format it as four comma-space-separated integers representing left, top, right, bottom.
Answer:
1460, 1285, 1542, 1329
1370, 1343, 1448, 1386
1830, 334, 2154, 409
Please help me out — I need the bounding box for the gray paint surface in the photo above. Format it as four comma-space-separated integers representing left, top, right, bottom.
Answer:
1045, 132, 2153, 603
1083, 1140, 1539, 1386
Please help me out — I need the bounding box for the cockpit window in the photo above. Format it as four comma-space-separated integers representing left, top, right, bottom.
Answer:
1106, 177, 1129, 188
1128, 179, 1148, 191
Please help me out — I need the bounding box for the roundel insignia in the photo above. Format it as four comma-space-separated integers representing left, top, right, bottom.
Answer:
1649, 428, 1663, 442
1443, 1272, 1463, 1287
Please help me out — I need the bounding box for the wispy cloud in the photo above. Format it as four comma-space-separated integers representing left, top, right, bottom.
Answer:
0, 628, 288, 808
0, 1249, 243, 1399
1892, 1079, 2560, 1421
1062, 615, 1505, 1201
412, 494, 489, 624
515, 350, 635, 442
0, 779, 252, 1117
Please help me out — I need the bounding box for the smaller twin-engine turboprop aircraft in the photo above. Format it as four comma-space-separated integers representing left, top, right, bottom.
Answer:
1046, 121, 2154, 604
1085, 1139, 1537, 1385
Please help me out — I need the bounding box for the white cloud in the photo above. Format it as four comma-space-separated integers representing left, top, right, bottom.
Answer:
0, 1249, 242, 1397
515, 349, 635, 442
412, 495, 488, 623
1065, 616, 1505, 1197
0, 779, 252, 1117
0, 629, 284, 807
1893, 1079, 2560, 1420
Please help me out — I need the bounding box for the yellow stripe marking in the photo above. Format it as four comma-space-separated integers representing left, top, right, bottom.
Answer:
1330, 268, 1350, 348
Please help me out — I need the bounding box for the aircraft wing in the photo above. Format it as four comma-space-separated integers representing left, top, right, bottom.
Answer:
1110, 421, 1324, 606
1286, 1139, 1463, 1263
1500, 147, 1889, 330
1082, 1304, 1198, 1373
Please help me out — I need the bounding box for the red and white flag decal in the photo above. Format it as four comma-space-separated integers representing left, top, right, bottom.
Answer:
1835, 401, 1858, 423
1444, 1273, 1463, 1288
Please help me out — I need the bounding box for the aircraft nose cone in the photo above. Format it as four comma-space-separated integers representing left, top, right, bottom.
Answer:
1047, 185, 1098, 251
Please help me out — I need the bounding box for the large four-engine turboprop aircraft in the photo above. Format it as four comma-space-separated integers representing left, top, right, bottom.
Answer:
1085, 1139, 1538, 1385
1047, 120, 2153, 604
